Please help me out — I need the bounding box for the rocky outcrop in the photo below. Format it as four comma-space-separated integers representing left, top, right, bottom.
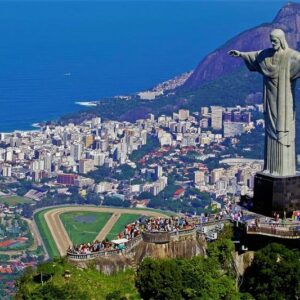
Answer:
184, 2, 300, 89
133, 233, 206, 264
72, 255, 132, 276
233, 251, 255, 276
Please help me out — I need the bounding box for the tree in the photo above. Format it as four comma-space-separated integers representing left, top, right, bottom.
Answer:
242, 243, 300, 300
103, 196, 130, 207
136, 255, 241, 300
136, 191, 154, 200
105, 290, 127, 300
86, 192, 101, 205
207, 238, 235, 274
136, 258, 183, 300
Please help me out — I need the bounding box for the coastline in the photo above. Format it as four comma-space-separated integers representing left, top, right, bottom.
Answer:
0, 71, 191, 135
75, 101, 97, 107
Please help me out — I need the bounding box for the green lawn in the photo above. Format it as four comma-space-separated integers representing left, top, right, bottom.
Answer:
60, 211, 112, 244
105, 214, 140, 240
0, 196, 33, 206
34, 209, 60, 258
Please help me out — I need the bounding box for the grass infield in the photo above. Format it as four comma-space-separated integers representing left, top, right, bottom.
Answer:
60, 211, 112, 244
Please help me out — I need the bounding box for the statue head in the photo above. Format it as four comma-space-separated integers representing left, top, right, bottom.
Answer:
270, 29, 288, 51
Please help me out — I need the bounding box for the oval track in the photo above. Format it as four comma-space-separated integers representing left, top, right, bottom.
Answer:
43, 206, 168, 256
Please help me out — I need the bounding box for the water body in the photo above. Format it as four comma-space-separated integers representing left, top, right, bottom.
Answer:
74, 215, 97, 224
0, 0, 290, 132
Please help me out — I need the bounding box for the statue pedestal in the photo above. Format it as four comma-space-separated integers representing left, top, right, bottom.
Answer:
253, 172, 300, 217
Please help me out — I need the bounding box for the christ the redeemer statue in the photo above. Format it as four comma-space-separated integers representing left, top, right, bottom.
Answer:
229, 29, 300, 177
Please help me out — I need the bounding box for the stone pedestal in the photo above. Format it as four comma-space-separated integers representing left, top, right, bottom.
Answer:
253, 172, 300, 216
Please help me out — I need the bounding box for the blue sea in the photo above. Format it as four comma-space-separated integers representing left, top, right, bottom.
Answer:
0, 0, 291, 132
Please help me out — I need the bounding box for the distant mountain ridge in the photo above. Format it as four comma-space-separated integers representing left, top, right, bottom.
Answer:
184, 2, 300, 89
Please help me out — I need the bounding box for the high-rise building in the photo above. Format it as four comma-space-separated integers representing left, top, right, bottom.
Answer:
211, 106, 223, 130
241, 111, 251, 123
223, 111, 232, 122
199, 118, 209, 129
140, 130, 147, 145
223, 122, 244, 137
232, 111, 241, 122
5, 149, 13, 162
159, 133, 173, 146
148, 114, 155, 122
194, 171, 205, 185
10, 137, 20, 147
1, 164, 12, 177
210, 168, 224, 184
30, 159, 44, 172
178, 109, 190, 121
84, 135, 94, 148
200, 107, 209, 116
93, 152, 106, 166
71, 143, 82, 161
92, 117, 101, 127
154, 165, 163, 180
43, 153, 52, 173
79, 159, 94, 174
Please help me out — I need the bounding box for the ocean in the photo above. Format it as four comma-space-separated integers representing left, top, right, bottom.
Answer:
0, 0, 289, 132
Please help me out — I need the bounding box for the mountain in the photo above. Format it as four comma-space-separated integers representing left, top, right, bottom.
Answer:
61, 2, 300, 152
184, 2, 300, 89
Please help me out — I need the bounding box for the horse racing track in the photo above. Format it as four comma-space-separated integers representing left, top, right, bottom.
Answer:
34, 206, 169, 258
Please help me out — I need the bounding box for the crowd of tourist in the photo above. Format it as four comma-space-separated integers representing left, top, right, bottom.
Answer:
121, 216, 193, 236
197, 200, 244, 224
67, 240, 115, 255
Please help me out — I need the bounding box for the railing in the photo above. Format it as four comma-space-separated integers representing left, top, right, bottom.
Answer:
169, 227, 196, 237
247, 225, 300, 239
199, 218, 231, 227
142, 227, 196, 243
67, 248, 119, 260
124, 235, 142, 253
67, 235, 143, 260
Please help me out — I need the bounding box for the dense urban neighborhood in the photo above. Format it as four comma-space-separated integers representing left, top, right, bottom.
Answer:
0, 104, 267, 214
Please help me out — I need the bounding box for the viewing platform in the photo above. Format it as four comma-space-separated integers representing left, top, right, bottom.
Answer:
142, 227, 196, 244
67, 235, 142, 261
67, 227, 197, 261
246, 223, 300, 239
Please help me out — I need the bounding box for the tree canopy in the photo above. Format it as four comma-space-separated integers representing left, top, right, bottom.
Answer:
242, 243, 300, 300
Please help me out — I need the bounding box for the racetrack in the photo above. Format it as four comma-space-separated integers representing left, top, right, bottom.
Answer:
42, 206, 168, 256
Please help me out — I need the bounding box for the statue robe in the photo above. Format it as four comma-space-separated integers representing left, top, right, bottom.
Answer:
241, 48, 300, 176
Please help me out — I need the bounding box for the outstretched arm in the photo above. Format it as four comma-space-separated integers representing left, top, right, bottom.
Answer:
228, 49, 261, 72
228, 50, 242, 57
